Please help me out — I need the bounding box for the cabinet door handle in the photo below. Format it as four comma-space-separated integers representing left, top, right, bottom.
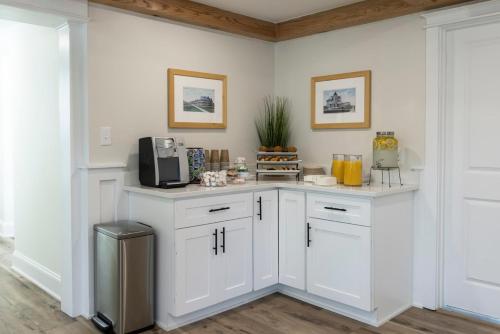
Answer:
307, 223, 312, 247
324, 206, 347, 212
257, 196, 262, 221
220, 227, 226, 253
213, 228, 218, 255
209, 207, 230, 213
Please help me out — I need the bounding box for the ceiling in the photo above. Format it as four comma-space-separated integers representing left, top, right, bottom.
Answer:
193, 0, 364, 23
0, 4, 67, 27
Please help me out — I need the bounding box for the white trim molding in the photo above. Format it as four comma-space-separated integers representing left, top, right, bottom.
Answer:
58, 19, 89, 318
80, 162, 127, 170
80, 165, 129, 318
417, 0, 500, 310
12, 250, 62, 300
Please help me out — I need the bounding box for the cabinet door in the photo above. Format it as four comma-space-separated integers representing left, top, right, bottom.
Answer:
173, 224, 218, 316
307, 218, 372, 311
253, 190, 279, 290
216, 217, 253, 302
279, 190, 306, 290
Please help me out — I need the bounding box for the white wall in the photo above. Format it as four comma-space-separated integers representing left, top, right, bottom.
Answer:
87, 7, 425, 181
0, 21, 15, 237
83, 5, 429, 316
0, 19, 63, 279
87, 5, 275, 168
275, 14, 426, 181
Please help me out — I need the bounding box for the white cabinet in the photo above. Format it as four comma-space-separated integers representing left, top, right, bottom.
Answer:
173, 217, 253, 316
217, 217, 253, 301
306, 218, 372, 311
174, 224, 218, 316
253, 190, 278, 290
279, 190, 306, 290
128, 186, 415, 328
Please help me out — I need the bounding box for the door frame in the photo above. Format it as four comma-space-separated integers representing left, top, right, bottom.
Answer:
0, 0, 89, 317
418, 0, 500, 310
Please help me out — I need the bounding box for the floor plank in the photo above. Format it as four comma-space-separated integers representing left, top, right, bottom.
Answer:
1, 236, 500, 334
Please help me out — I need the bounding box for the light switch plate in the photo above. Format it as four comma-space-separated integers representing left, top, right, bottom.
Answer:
100, 126, 112, 146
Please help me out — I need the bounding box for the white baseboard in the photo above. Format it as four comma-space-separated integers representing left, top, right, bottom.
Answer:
162, 286, 278, 331
12, 250, 61, 301
278, 286, 379, 326
0, 219, 15, 238
375, 304, 412, 327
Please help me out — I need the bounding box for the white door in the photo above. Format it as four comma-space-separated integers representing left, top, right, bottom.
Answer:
253, 190, 279, 290
444, 21, 500, 319
306, 218, 372, 311
174, 223, 218, 316
279, 190, 306, 290
216, 217, 253, 301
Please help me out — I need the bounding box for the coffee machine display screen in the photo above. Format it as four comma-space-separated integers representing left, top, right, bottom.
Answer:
158, 157, 180, 182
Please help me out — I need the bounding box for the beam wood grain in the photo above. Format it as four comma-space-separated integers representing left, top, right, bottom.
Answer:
89, 0, 277, 41
276, 0, 476, 41
89, 0, 478, 42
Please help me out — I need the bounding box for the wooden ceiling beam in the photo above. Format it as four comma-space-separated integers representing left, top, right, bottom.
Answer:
276, 0, 476, 41
90, 0, 478, 42
89, 0, 277, 42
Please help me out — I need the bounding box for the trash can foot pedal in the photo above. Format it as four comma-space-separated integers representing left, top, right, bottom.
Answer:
92, 312, 113, 333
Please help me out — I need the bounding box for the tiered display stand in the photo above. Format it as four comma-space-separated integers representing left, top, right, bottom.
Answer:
256, 151, 301, 181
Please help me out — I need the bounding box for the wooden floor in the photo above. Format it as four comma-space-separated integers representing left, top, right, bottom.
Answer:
1, 237, 500, 334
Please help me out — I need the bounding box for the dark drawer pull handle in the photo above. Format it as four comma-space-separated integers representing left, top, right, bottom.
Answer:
324, 206, 347, 212
209, 207, 230, 213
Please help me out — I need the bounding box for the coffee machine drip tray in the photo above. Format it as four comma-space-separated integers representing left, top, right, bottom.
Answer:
158, 181, 189, 189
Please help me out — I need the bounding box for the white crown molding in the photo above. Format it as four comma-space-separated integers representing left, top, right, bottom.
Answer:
423, 0, 500, 28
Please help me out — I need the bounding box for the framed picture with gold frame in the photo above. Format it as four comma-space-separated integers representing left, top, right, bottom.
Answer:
168, 68, 227, 128
311, 70, 371, 129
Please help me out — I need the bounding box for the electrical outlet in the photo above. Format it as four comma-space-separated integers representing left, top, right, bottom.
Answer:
100, 127, 112, 146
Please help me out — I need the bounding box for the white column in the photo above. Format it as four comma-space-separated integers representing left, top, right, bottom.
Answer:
58, 20, 89, 317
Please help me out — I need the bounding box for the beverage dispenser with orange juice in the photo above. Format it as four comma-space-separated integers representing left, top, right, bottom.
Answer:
344, 154, 363, 186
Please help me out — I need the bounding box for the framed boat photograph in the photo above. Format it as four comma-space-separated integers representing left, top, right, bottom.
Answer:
311, 70, 371, 129
168, 68, 227, 128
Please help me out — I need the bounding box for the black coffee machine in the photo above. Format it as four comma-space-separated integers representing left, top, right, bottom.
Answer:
139, 137, 189, 188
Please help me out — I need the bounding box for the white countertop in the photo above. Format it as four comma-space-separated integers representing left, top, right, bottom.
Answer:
124, 181, 418, 200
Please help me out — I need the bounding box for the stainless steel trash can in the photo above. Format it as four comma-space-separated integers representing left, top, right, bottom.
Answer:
93, 221, 154, 334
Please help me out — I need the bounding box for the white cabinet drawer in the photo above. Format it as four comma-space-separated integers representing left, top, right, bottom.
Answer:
175, 193, 253, 229
307, 193, 371, 227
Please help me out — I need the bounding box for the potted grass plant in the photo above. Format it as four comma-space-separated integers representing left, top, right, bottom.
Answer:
255, 96, 294, 152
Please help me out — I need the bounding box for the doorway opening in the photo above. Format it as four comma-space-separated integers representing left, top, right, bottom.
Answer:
0, 3, 87, 318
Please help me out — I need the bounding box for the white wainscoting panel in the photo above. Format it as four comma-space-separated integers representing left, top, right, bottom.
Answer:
80, 165, 128, 318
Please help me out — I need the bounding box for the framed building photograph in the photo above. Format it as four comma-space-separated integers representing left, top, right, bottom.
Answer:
168, 68, 227, 128
311, 70, 371, 129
